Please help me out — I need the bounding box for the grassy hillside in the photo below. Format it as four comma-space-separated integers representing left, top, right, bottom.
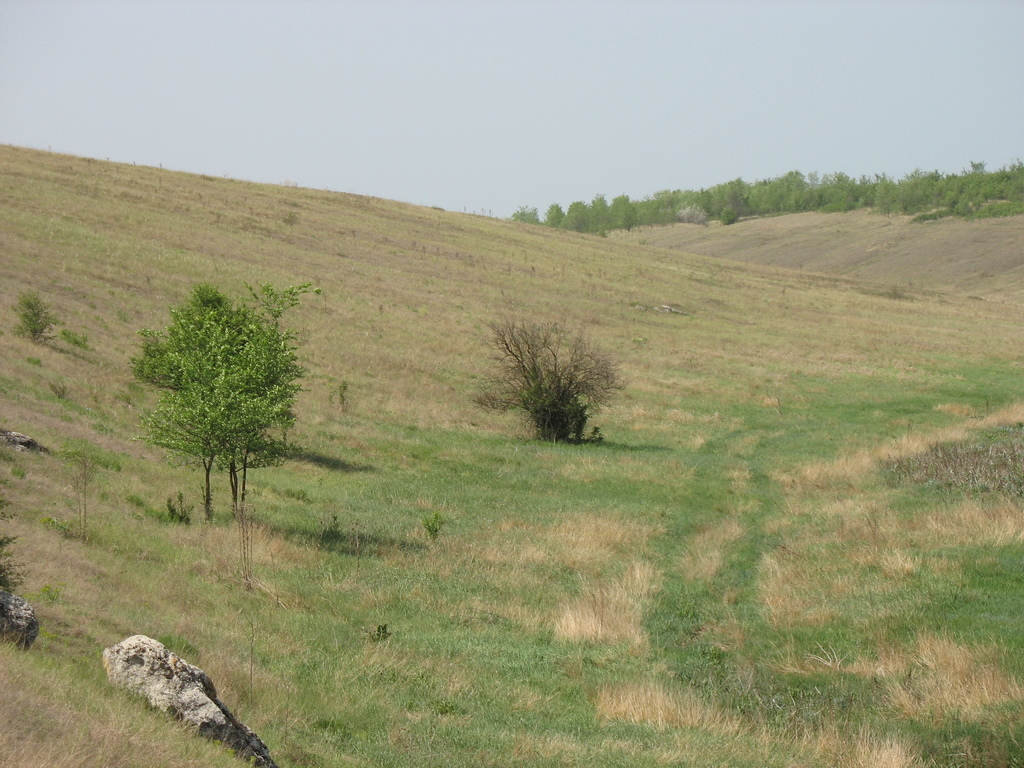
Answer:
4, 144, 1024, 767
615, 209, 1024, 301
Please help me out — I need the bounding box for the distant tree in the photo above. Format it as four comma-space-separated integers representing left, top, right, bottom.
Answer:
510, 205, 541, 225
476, 317, 623, 443
610, 195, 639, 232
873, 174, 898, 216
564, 201, 590, 232
135, 283, 309, 519
12, 291, 58, 343
544, 203, 565, 228
589, 194, 611, 234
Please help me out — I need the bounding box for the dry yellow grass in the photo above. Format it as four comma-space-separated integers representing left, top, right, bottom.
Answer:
679, 518, 746, 582
800, 727, 927, 768
886, 634, 1024, 719
0, 647, 240, 768
617, 208, 1024, 300
593, 679, 743, 734
554, 560, 659, 647
758, 546, 842, 628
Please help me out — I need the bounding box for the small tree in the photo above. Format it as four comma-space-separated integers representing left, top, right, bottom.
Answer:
476, 317, 623, 442
134, 283, 308, 519
0, 534, 22, 592
13, 291, 58, 343
0, 493, 22, 591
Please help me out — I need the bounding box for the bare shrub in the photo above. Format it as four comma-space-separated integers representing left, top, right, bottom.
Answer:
886, 428, 1024, 497
475, 317, 623, 443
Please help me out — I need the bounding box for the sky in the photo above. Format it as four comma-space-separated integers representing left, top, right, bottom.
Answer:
1, 0, 1022, 218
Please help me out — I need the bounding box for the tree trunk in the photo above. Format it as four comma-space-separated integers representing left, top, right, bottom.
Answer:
229, 459, 239, 516
240, 449, 250, 507
202, 456, 214, 521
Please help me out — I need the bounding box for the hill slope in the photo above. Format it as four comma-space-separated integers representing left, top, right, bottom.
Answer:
4, 145, 1024, 767
615, 209, 1024, 299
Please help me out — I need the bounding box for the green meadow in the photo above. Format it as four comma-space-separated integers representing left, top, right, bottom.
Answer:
3, 144, 1024, 767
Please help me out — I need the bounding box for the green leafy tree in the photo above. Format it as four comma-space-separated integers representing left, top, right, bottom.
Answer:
475, 317, 623, 443
134, 284, 308, 519
563, 201, 590, 232
544, 203, 565, 228
510, 205, 541, 225
589, 194, 610, 234
13, 291, 58, 343
609, 195, 639, 232
0, 493, 23, 591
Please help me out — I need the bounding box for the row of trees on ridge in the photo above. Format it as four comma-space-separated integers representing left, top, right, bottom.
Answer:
512, 161, 1024, 233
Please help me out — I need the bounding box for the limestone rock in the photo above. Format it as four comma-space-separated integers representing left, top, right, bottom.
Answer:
0, 430, 47, 453
102, 635, 278, 768
0, 590, 39, 648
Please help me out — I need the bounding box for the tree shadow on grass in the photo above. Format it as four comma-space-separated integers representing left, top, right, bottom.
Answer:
274, 521, 423, 557
289, 449, 374, 473
566, 439, 674, 454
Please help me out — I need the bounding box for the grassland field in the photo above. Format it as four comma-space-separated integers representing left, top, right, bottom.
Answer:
3, 144, 1024, 767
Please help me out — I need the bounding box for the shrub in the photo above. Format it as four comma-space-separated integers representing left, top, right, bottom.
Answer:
476, 317, 624, 443
59, 329, 89, 349
13, 291, 58, 343
720, 207, 739, 225
0, 535, 22, 592
165, 492, 193, 524
0, 498, 22, 591
422, 511, 447, 541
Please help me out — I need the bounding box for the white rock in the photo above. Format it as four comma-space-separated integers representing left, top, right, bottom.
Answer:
102, 635, 277, 767
0, 590, 39, 648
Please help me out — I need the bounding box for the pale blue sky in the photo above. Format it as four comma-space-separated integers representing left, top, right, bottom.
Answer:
2, 0, 1021, 217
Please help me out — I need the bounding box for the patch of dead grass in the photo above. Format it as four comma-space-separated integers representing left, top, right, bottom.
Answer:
802, 726, 926, 768
679, 518, 745, 582
593, 679, 743, 734
554, 560, 659, 648
886, 634, 1024, 718
758, 547, 840, 628
778, 403, 1024, 492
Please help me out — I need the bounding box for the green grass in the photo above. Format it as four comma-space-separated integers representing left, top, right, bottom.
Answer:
4, 144, 1024, 766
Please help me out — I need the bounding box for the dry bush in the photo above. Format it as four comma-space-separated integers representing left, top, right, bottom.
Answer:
886, 431, 1024, 497
475, 316, 623, 442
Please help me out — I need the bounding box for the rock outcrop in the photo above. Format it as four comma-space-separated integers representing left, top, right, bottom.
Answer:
102, 635, 278, 768
0, 430, 47, 453
0, 590, 39, 648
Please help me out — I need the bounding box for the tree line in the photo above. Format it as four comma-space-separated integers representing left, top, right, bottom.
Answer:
512, 161, 1024, 232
